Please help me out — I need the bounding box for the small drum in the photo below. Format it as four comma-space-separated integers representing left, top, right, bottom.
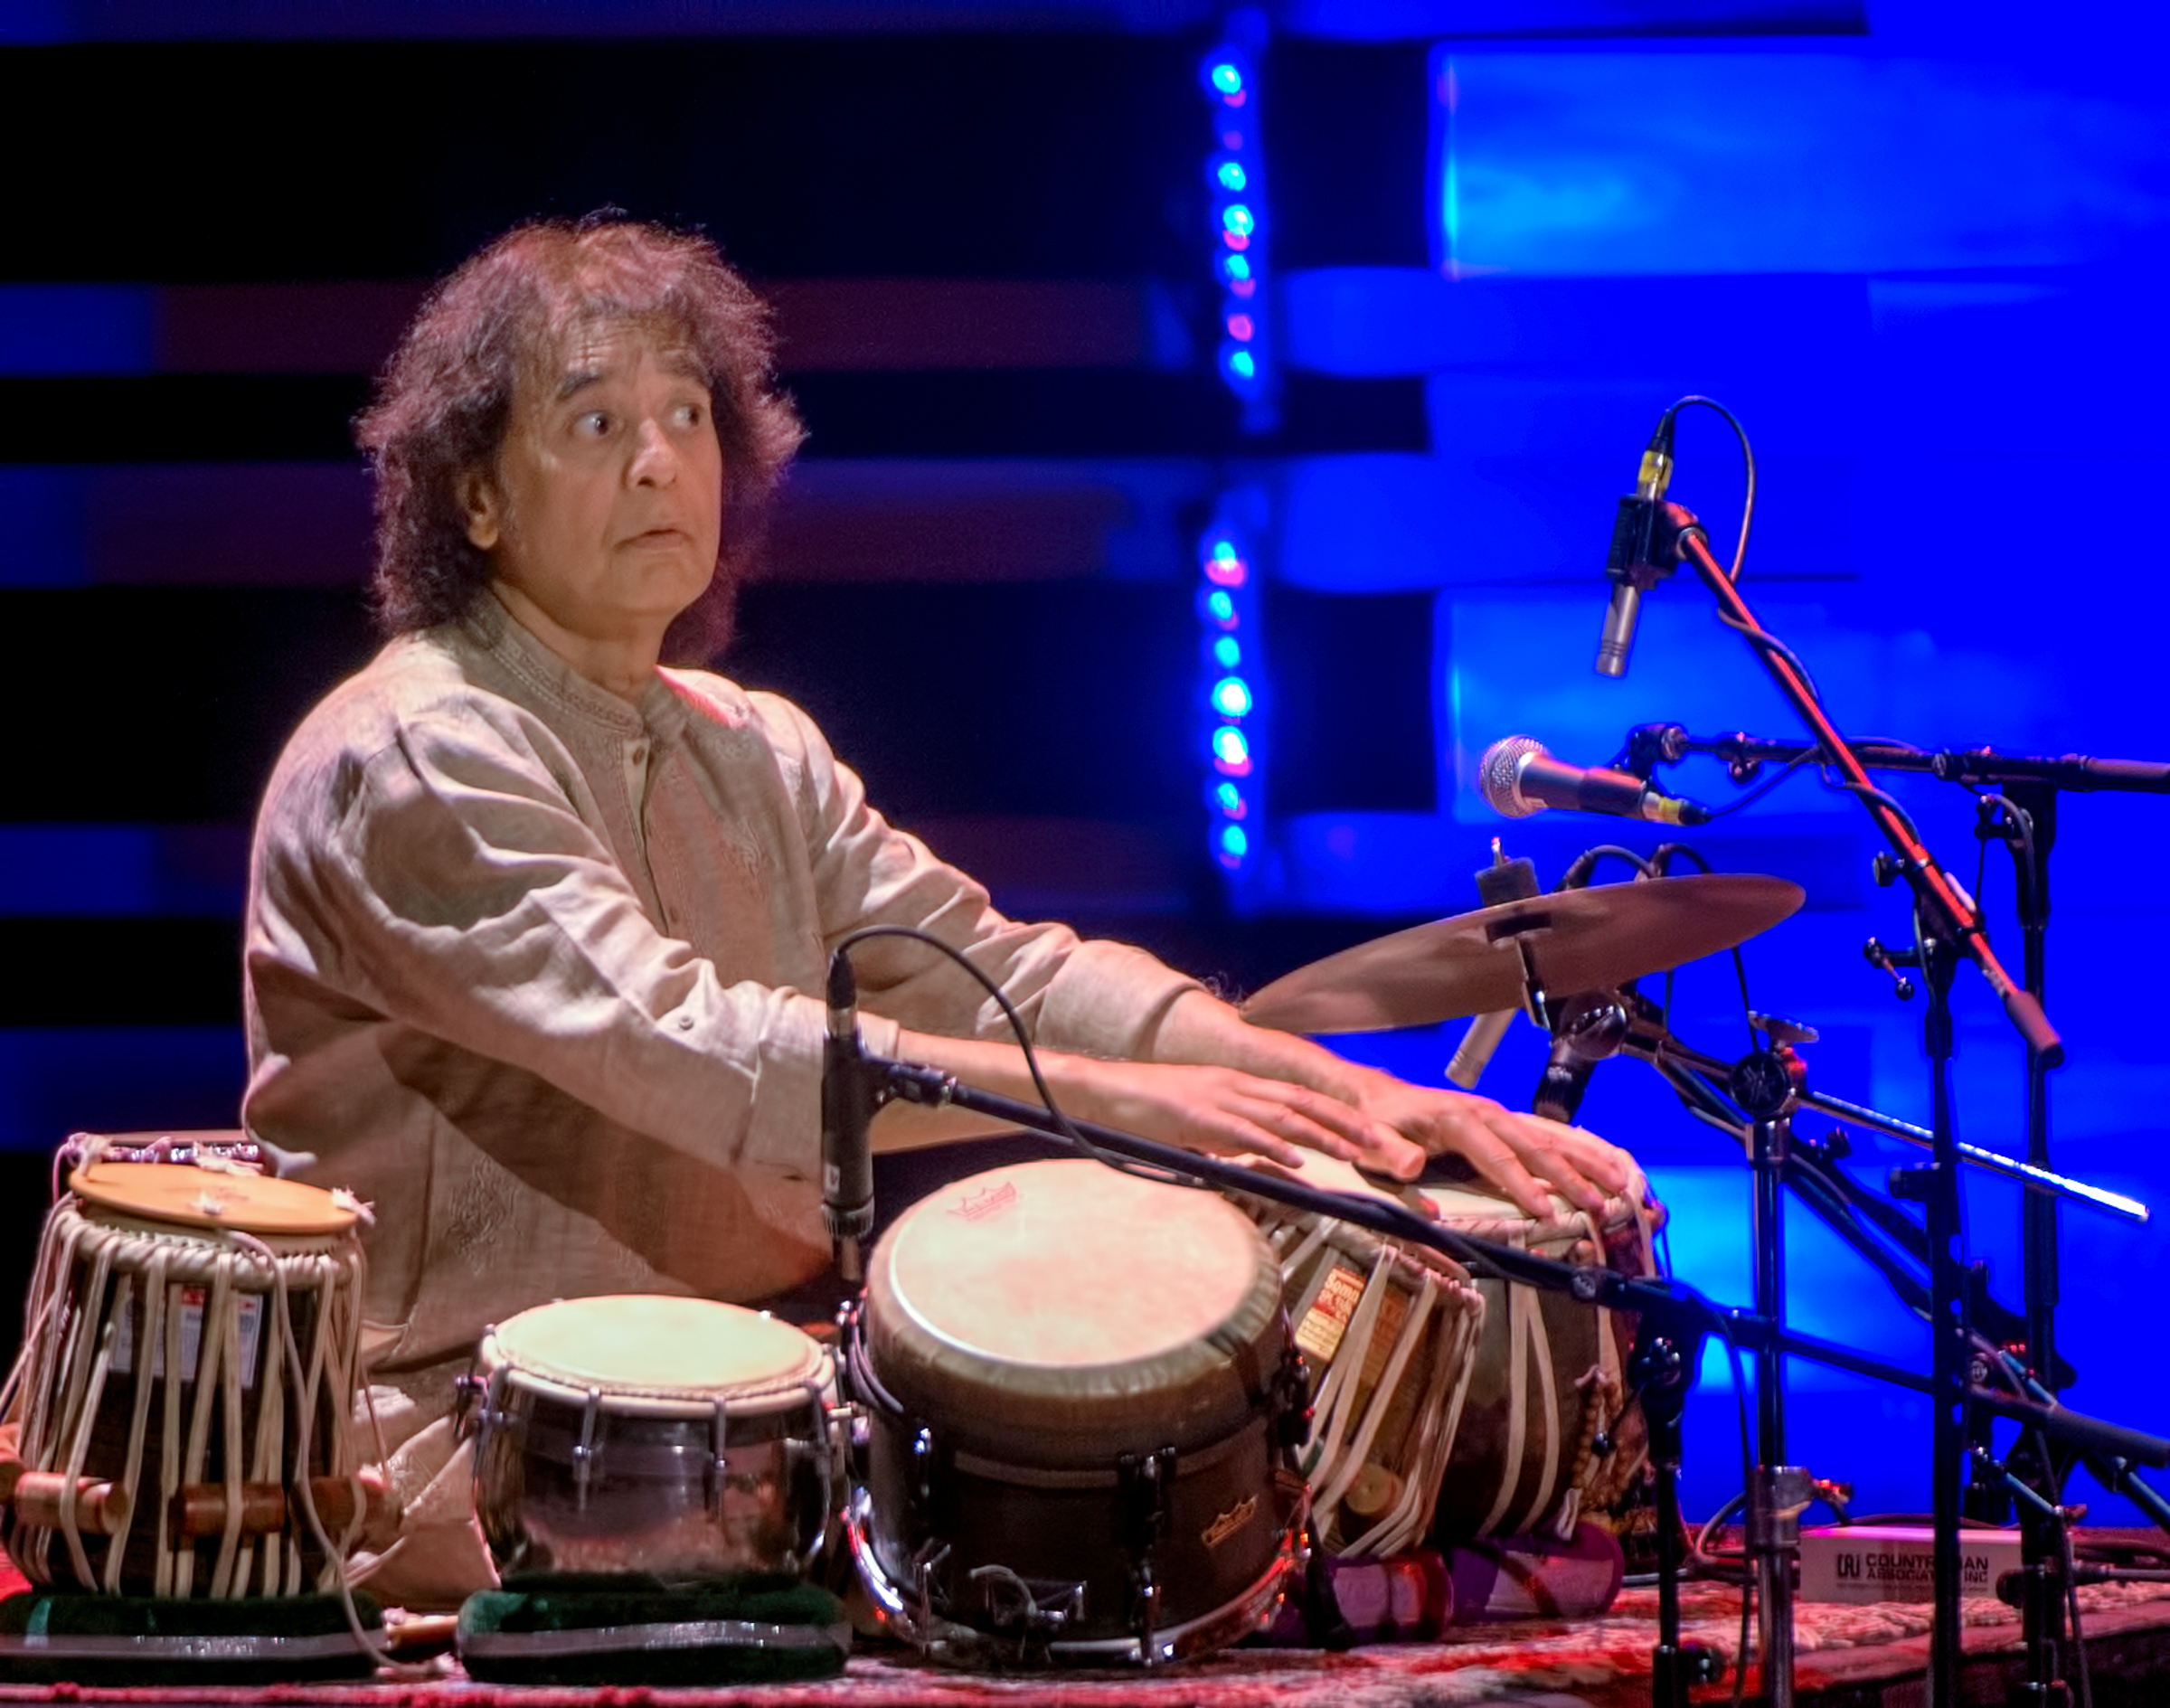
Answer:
1241, 1156, 1660, 1550
466, 1295, 839, 1582
844, 1159, 1308, 1668
1, 1162, 373, 1599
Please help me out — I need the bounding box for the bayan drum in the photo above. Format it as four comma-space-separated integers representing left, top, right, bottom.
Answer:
0, 1161, 375, 1599
844, 1158, 1308, 1667
465, 1295, 840, 1582
1241, 1156, 1660, 1550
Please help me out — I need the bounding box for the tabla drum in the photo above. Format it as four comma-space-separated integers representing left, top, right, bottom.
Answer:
465, 1295, 840, 1582
1238, 1155, 1660, 1550
1238, 1156, 1489, 1558
1425, 1177, 1658, 1543
844, 1159, 1309, 1668
0, 1162, 374, 1599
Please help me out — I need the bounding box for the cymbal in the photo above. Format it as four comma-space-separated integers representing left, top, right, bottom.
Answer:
1241, 873, 1805, 1034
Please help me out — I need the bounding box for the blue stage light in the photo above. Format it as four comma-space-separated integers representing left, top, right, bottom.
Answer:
1215, 781, 1247, 818
1206, 589, 1237, 626
1212, 726, 1251, 775
1222, 205, 1254, 237
1213, 635, 1241, 669
1217, 160, 1248, 192
1212, 676, 1253, 718
1211, 62, 1242, 97
1221, 825, 1249, 858
1228, 349, 1257, 380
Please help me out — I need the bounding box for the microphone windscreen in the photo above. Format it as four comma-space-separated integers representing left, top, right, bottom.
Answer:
1478, 736, 1547, 818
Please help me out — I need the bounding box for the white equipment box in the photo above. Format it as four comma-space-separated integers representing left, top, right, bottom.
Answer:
1798, 1524, 2023, 1604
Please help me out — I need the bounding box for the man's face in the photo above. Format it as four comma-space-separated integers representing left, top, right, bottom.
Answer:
463, 318, 724, 651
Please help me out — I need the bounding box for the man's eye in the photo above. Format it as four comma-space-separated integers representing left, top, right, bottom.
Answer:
575, 411, 611, 438
675, 401, 706, 429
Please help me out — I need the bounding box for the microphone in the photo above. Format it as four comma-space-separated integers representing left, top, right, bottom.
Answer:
821, 949, 875, 1282
1445, 841, 1543, 1088
1595, 410, 1677, 677
1479, 736, 1711, 826
1532, 991, 1631, 1126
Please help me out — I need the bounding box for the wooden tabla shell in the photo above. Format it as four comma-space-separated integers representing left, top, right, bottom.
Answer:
1421, 1179, 1657, 1543
1237, 1155, 1659, 1549
1, 1163, 369, 1599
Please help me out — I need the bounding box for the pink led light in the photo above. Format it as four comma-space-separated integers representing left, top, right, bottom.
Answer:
1230, 277, 1256, 300
1226, 314, 1254, 341
1222, 231, 1250, 252
1204, 555, 1247, 588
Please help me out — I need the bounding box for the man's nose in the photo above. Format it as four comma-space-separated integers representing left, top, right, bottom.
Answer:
628, 418, 679, 485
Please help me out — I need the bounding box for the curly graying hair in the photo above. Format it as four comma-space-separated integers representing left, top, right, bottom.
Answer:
356, 215, 805, 663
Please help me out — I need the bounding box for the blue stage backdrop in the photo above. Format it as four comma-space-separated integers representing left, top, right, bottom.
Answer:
0, 0, 2163, 1529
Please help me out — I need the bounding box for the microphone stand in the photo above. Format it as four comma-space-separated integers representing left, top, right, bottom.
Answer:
854, 1050, 2169, 1706
1624, 724, 2170, 1412
1615, 501, 2063, 1708
1619, 731, 2170, 1702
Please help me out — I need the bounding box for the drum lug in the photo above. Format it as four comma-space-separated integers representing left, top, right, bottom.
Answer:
1272, 1345, 1315, 1452
571, 1388, 602, 1512
910, 1425, 939, 1517
706, 1397, 731, 1511
453, 1344, 493, 1441
910, 1537, 952, 1633
1117, 1446, 1176, 1655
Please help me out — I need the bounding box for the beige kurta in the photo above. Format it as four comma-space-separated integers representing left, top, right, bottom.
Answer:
241, 595, 1199, 1603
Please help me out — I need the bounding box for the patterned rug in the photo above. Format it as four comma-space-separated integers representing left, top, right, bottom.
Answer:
0, 1566, 2165, 1704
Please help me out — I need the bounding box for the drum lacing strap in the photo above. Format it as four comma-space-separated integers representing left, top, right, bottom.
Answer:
1305, 1247, 1397, 1498
233, 1230, 394, 1670
53, 1231, 120, 1593
102, 1245, 173, 1594
1477, 1226, 1559, 1540
1340, 1271, 1485, 1559
1329, 1271, 1439, 1557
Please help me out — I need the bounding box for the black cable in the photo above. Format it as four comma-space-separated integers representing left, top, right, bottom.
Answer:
831, 923, 1212, 1194
1669, 395, 1757, 584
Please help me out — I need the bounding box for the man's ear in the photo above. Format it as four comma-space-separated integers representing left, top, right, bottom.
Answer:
458, 467, 501, 552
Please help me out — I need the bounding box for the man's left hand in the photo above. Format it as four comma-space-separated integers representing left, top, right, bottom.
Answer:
1346, 1069, 1639, 1222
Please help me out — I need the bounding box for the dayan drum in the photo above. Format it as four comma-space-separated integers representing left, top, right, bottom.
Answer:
0, 1162, 375, 1599
465, 1295, 841, 1582
1241, 1156, 1661, 1550
844, 1159, 1309, 1667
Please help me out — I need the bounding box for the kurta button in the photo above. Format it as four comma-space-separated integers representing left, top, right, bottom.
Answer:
676, 1014, 695, 1031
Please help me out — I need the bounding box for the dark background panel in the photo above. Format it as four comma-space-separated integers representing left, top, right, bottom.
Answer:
1261, 584, 1438, 816
5, 37, 1207, 283
1267, 40, 1437, 271
727, 580, 1200, 818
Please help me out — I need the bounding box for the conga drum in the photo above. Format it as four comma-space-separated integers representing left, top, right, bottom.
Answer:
465, 1295, 841, 1582
1238, 1155, 1660, 1550
0, 1162, 373, 1599
844, 1159, 1309, 1667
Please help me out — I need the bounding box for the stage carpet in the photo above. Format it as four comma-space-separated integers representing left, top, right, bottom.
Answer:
0, 1569, 2165, 1705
